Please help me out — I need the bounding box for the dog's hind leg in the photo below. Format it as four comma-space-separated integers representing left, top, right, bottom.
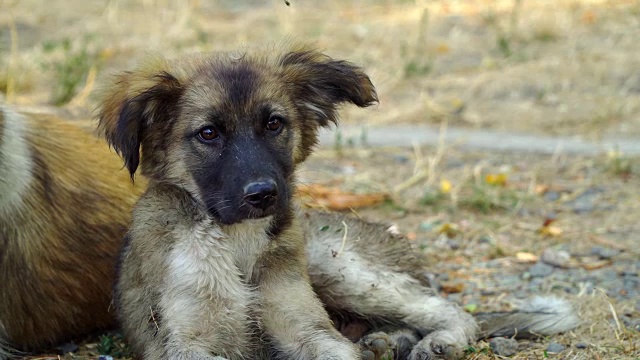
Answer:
303, 210, 477, 359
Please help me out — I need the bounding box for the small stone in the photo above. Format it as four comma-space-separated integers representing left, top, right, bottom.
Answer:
528, 262, 555, 277
489, 337, 519, 357
541, 248, 572, 268
98, 356, 114, 360
56, 342, 78, 355
544, 191, 561, 201
447, 239, 460, 250
590, 246, 620, 260
575, 343, 588, 349
478, 235, 493, 244
393, 155, 410, 164
546, 342, 565, 353
620, 315, 640, 331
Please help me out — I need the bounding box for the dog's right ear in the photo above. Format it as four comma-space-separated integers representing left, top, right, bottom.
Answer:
97, 58, 183, 178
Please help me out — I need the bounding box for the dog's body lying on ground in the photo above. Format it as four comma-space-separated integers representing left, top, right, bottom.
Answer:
0, 44, 580, 360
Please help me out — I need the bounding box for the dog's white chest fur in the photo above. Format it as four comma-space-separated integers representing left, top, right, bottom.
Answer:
160, 217, 271, 356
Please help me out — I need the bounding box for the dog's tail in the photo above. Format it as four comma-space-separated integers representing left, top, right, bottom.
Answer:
473, 296, 581, 339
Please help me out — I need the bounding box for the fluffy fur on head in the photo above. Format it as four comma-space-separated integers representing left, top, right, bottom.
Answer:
97, 43, 378, 180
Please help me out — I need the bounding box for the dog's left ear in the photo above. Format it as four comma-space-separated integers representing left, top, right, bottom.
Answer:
97, 58, 183, 178
279, 48, 378, 128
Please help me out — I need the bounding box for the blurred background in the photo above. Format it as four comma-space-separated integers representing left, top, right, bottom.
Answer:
2, 0, 639, 140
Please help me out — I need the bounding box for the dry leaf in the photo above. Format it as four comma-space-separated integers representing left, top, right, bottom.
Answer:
539, 225, 563, 237
580, 258, 612, 270
516, 252, 539, 263
436, 43, 450, 54
296, 184, 388, 210
581, 10, 597, 24
441, 282, 465, 294
437, 223, 461, 238
485, 173, 508, 186
534, 184, 549, 195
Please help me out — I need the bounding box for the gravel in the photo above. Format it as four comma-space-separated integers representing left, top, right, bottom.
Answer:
541, 248, 572, 268
489, 337, 519, 357
546, 342, 566, 353
590, 246, 621, 259
527, 262, 555, 278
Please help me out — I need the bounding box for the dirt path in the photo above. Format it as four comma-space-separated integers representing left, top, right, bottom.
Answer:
318, 123, 640, 156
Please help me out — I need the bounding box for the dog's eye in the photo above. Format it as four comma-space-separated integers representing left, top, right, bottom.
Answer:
266, 116, 284, 133
198, 127, 219, 142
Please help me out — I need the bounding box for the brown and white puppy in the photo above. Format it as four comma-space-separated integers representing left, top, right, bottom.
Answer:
96, 44, 580, 360
96, 45, 381, 360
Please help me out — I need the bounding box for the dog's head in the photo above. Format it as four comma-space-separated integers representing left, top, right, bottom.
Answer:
97, 44, 377, 225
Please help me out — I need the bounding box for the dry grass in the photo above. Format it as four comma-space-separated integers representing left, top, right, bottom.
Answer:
1, 0, 640, 138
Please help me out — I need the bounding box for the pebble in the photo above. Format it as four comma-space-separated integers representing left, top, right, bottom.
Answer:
576, 343, 588, 349
566, 187, 604, 214
478, 235, 493, 244
546, 342, 566, 353
489, 337, 519, 357
541, 248, 572, 268
620, 315, 640, 332
98, 356, 114, 360
544, 191, 561, 201
393, 155, 409, 164
447, 239, 460, 250
528, 262, 555, 277
56, 342, 78, 354
590, 246, 620, 259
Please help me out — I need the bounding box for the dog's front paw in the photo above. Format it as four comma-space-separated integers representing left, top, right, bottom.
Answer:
358, 332, 394, 360
408, 331, 466, 360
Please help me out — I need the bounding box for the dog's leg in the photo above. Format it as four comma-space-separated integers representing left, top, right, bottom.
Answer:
257, 239, 360, 360
304, 211, 477, 360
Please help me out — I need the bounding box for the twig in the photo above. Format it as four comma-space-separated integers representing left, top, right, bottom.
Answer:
332, 221, 349, 257
596, 288, 625, 340
66, 64, 97, 108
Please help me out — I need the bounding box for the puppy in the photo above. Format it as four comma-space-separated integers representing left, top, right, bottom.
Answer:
96, 44, 580, 360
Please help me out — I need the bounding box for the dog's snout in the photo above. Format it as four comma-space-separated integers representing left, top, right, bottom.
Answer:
243, 180, 278, 210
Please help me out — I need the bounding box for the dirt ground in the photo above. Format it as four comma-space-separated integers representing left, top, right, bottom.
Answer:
1, 0, 639, 359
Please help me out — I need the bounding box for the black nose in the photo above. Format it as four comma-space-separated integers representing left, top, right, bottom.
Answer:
243, 180, 278, 210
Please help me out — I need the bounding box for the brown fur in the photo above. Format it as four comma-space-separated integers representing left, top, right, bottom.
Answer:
0, 105, 146, 354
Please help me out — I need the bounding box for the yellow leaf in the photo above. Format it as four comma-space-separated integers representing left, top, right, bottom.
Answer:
539, 225, 563, 237
485, 173, 508, 186
515, 252, 539, 263
436, 43, 450, 54
437, 223, 460, 238
440, 179, 452, 194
